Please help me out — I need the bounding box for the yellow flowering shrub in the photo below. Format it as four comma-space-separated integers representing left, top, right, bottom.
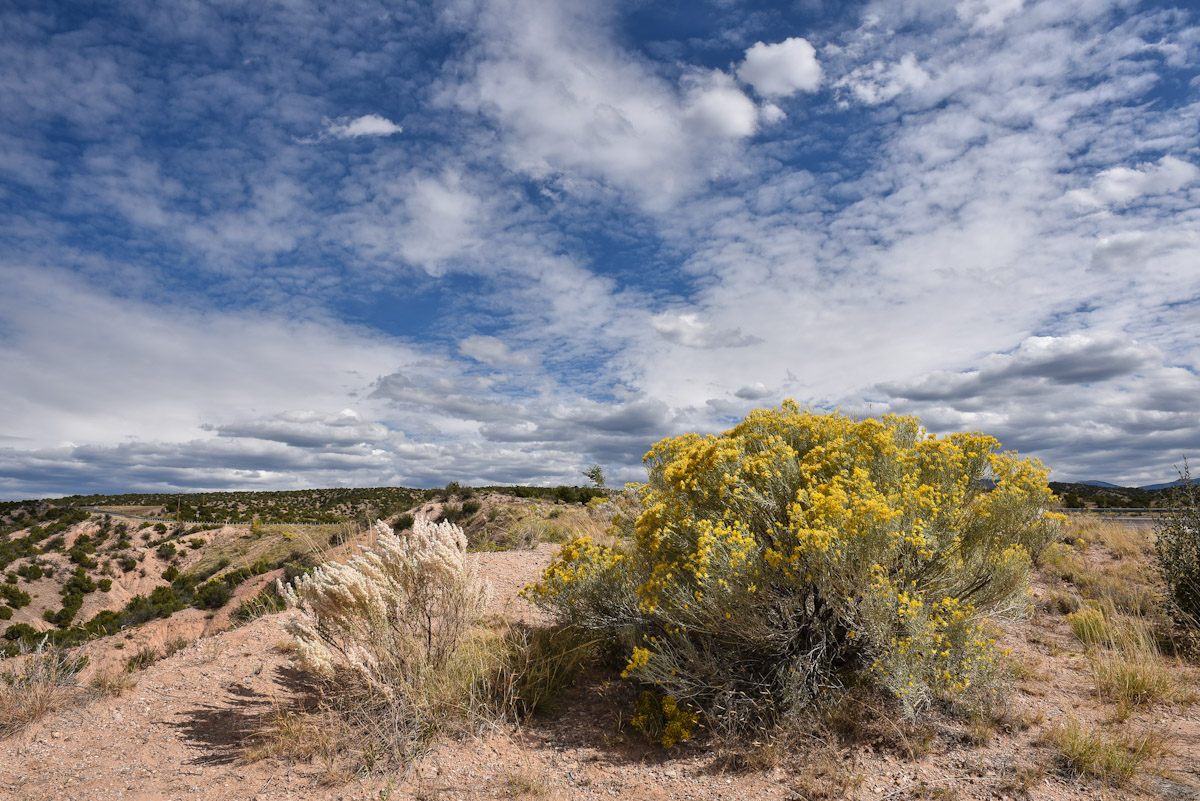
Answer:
527, 402, 1062, 729
631, 690, 700, 748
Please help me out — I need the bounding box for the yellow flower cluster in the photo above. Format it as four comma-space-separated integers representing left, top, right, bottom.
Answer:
520, 536, 623, 608
631, 690, 699, 748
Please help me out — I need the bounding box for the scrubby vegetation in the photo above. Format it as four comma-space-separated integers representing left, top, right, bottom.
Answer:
1155, 462, 1200, 626
527, 403, 1063, 737
275, 516, 593, 770
0, 640, 87, 738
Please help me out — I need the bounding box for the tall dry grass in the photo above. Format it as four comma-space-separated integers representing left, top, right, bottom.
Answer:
0, 640, 86, 738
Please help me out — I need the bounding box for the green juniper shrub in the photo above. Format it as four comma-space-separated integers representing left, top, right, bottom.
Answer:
0, 584, 32, 609
0, 607, 11, 620
193, 579, 232, 610
4, 622, 38, 642
85, 610, 122, 637
17, 563, 43, 581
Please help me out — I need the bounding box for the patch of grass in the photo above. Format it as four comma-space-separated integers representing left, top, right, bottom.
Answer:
0, 643, 86, 738
162, 636, 189, 658
1089, 624, 1176, 715
485, 623, 597, 719
1087, 562, 1160, 617
87, 668, 137, 698
505, 767, 553, 799
124, 645, 159, 672
1045, 589, 1081, 615
1044, 716, 1167, 786
1067, 605, 1113, 647
242, 705, 349, 783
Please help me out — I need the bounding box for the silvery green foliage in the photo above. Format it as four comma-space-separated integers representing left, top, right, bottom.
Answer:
279, 516, 488, 694
1155, 462, 1200, 625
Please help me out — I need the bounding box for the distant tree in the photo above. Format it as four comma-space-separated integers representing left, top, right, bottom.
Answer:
582, 464, 606, 489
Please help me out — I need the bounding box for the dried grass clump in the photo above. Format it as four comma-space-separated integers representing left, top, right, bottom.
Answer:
1088, 620, 1176, 715
1044, 716, 1166, 786
279, 516, 496, 768
87, 668, 137, 698
1067, 605, 1113, 647
0, 640, 86, 738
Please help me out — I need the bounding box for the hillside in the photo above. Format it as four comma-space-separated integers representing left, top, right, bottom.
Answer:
1048, 482, 1174, 510
0, 485, 603, 658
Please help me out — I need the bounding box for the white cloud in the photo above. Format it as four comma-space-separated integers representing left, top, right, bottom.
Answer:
1091, 230, 1200, 273
1068, 155, 1200, 207
323, 113, 403, 139
759, 102, 786, 124
650, 313, 763, 349
737, 38, 822, 98
836, 53, 930, 105
956, 0, 1024, 31
459, 335, 535, 368
734, 382, 772, 400
441, 0, 767, 209
683, 70, 759, 139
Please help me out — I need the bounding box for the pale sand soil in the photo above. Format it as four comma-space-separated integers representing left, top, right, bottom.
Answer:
3, 541, 1199, 801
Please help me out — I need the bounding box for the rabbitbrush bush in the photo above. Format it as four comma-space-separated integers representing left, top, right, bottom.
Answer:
527, 402, 1063, 735
1155, 461, 1200, 626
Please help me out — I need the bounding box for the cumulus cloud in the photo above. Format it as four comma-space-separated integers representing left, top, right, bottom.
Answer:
835, 53, 930, 105
683, 70, 759, 139
651, 313, 763, 349
458, 335, 535, 368
737, 38, 822, 98
734, 382, 773, 400
956, 0, 1024, 31
323, 114, 403, 139
1068, 155, 1200, 207
442, 0, 772, 209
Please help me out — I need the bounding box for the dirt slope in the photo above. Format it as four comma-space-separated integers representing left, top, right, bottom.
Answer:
2, 540, 1198, 801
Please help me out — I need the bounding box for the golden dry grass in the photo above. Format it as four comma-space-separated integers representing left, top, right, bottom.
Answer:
0, 646, 85, 738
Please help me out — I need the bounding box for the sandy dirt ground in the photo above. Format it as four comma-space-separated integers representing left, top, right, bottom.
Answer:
2, 541, 1198, 801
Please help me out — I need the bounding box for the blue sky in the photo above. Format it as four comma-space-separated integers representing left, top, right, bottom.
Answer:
2, 0, 1198, 499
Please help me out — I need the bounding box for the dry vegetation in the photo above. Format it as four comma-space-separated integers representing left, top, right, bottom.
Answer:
1, 473, 1198, 801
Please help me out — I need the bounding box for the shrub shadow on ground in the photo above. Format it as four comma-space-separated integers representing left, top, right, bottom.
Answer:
174, 664, 320, 765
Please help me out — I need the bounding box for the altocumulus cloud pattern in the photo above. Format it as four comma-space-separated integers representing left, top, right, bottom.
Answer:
1, 0, 1198, 498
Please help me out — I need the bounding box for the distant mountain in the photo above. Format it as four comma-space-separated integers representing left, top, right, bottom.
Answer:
1077, 480, 1122, 488
1138, 478, 1200, 491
